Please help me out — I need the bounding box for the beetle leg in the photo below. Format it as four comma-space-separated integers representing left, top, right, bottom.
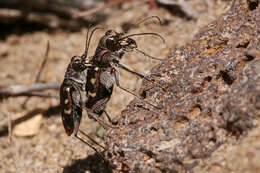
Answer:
104, 110, 118, 125
78, 129, 106, 149
117, 62, 166, 91
90, 97, 118, 127
74, 133, 106, 162
112, 67, 161, 109
83, 106, 116, 129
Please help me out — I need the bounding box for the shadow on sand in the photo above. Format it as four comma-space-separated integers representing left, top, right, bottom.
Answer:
63, 153, 113, 173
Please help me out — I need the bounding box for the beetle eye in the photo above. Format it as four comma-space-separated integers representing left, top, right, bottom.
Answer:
75, 59, 80, 64
72, 57, 83, 70
106, 37, 118, 51
74, 59, 81, 67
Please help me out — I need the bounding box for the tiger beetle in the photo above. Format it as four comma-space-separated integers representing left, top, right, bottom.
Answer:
89, 16, 166, 110
60, 28, 112, 156
60, 16, 166, 156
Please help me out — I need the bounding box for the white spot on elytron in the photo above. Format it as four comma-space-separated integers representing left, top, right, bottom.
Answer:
94, 67, 99, 71
64, 99, 69, 104
64, 109, 71, 114
90, 78, 96, 84
88, 91, 96, 97
66, 87, 70, 92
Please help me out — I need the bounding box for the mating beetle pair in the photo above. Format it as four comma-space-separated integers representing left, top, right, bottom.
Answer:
60, 16, 166, 153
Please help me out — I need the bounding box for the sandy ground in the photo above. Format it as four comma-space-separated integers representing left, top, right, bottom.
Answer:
0, 1, 259, 173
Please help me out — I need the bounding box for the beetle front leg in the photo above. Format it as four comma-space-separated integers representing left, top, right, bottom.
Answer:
90, 97, 118, 127
83, 106, 116, 129
117, 62, 166, 91
111, 67, 161, 109
104, 110, 118, 125
74, 133, 106, 161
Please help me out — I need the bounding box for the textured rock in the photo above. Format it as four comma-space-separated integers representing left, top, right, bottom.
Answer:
104, 1, 260, 172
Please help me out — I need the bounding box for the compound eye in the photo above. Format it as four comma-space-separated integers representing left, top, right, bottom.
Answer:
72, 57, 83, 70
74, 59, 81, 66
106, 37, 118, 51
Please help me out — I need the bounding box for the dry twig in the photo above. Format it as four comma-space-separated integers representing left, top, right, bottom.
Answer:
74, 0, 126, 18
22, 41, 50, 107
0, 82, 60, 100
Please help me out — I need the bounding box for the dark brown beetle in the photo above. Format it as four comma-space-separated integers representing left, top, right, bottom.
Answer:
60, 16, 166, 155
88, 21, 166, 110
60, 29, 111, 154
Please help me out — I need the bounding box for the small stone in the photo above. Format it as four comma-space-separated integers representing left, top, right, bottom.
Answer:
13, 110, 43, 137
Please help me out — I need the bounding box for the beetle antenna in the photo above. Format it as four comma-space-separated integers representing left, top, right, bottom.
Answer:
82, 25, 91, 59
84, 27, 105, 58
135, 48, 163, 61
119, 32, 166, 45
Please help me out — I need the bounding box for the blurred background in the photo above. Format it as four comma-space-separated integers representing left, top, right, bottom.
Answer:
0, 0, 236, 172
